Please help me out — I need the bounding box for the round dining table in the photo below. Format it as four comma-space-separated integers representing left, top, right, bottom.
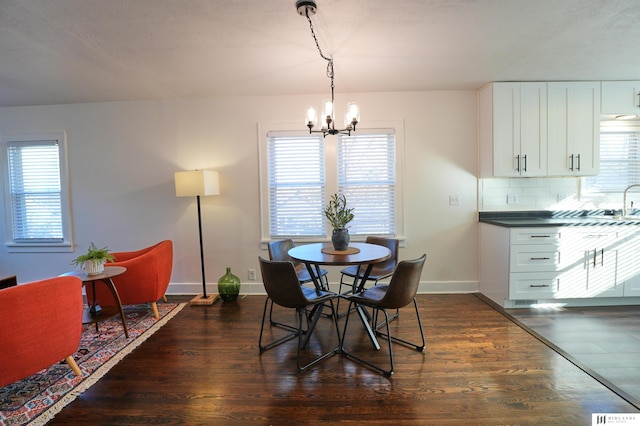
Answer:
288, 242, 392, 350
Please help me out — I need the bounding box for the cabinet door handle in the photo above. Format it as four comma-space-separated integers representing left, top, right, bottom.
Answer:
637, 91, 640, 109
529, 284, 550, 288
516, 154, 520, 172
523, 154, 527, 172
593, 248, 597, 267
530, 257, 550, 261
576, 154, 581, 171
530, 235, 552, 238
569, 154, 574, 171
601, 248, 604, 266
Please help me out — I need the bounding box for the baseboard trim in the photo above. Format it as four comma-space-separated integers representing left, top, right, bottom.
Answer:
165, 280, 479, 296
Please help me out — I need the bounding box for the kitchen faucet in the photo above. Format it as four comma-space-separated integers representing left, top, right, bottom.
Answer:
623, 183, 640, 217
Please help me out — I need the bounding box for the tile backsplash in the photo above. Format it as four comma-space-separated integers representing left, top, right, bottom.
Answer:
478, 177, 628, 211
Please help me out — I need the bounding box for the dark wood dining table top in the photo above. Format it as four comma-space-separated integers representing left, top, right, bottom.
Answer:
288, 242, 391, 266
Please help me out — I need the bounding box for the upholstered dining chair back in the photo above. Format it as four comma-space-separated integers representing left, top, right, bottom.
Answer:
363, 236, 400, 279
373, 253, 425, 310
267, 238, 296, 263
338, 236, 399, 295
260, 257, 311, 309
268, 239, 328, 286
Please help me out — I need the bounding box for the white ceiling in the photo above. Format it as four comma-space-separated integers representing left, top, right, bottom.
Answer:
1, 0, 639, 108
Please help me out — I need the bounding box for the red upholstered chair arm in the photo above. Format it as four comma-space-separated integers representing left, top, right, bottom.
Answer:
0, 276, 83, 388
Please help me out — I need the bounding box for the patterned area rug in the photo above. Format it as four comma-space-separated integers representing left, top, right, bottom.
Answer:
0, 302, 185, 425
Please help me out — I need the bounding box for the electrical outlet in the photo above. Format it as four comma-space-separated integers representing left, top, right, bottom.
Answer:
449, 195, 460, 206
248, 269, 256, 281
507, 194, 518, 204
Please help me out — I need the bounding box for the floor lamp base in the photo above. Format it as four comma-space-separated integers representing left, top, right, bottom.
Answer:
189, 293, 220, 306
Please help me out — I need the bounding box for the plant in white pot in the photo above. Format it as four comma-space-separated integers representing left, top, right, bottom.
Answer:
71, 242, 115, 275
324, 193, 354, 251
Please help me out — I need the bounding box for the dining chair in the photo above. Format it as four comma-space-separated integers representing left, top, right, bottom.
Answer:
338, 236, 399, 294
337, 236, 399, 317
258, 257, 340, 373
340, 254, 426, 376
268, 239, 329, 288
265, 239, 330, 330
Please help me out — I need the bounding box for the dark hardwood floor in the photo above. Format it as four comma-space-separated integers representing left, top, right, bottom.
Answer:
505, 302, 640, 409
48, 294, 638, 425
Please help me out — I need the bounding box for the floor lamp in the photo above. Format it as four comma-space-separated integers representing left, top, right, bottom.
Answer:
175, 170, 220, 305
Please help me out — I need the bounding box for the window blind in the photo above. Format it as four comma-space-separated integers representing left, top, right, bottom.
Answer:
585, 131, 640, 193
267, 134, 326, 237
7, 140, 64, 241
338, 131, 396, 235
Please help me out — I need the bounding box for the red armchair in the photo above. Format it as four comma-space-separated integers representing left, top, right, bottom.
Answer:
0, 276, 83, 388
86, 240, 173, 319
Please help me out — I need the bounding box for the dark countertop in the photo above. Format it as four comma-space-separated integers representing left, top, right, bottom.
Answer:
479, 210, 640, 227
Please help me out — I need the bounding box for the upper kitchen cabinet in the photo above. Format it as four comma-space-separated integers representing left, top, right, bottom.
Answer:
547, 82, 600, 176
479, 82, 547, 178
601, 81, 640, 115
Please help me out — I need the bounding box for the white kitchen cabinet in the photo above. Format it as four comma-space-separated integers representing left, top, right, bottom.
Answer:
547, 82, 600, 176
618, 229, 640, 296
581, 230, 622, 298
601, 81, 640, 115
479, 82, 547, 177
479, 224, 624, 307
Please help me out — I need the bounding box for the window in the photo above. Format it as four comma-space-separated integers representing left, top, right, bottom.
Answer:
259, 123, 404, 242
337, 132, 396, 235
1, 133, 73, 252
584, 125, 640, 193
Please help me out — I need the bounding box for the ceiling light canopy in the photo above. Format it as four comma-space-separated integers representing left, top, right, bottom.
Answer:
296, 0, 360, 137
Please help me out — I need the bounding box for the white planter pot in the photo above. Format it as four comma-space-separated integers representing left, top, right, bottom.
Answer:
84, 259, 105, 275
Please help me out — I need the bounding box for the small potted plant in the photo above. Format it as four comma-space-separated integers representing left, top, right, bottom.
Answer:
71, 242, 115, 275
324, 193, 355, 251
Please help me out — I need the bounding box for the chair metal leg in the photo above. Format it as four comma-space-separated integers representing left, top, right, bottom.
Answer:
266, 297, 298, 333
296, 299, 340, 373
373, 298, 425, 352
341, 302, 395, 376
259, 297, 299, 352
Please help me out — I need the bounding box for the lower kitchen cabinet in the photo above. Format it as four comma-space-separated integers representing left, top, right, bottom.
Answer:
479, 224, 632, 307
618, 229, 640, 297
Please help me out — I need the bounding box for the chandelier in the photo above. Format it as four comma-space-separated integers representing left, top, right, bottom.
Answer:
296, 0, 360, 137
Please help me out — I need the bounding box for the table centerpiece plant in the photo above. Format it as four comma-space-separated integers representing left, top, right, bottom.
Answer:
324, 193, 354, 251
71, 242, 115, 275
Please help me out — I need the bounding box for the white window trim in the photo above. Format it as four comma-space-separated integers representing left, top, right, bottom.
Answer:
258, 120, 405, 245
1, 132, 74, 252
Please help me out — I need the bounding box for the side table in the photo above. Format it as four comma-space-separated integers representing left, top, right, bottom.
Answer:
61, 266, 129, 338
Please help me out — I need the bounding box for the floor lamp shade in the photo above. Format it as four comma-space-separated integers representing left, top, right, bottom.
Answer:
175, 170, 220, 197
174, 169, 220, 306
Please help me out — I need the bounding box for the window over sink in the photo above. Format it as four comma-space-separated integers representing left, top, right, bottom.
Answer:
584, 121, 640, 194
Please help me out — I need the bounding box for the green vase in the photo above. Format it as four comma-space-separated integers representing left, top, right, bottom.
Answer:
218, 267, 240, 302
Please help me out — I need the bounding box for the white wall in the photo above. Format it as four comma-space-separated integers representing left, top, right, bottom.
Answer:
0, 90, 478, 294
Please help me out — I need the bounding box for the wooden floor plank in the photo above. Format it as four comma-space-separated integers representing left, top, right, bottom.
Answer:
48, 294, 638, 425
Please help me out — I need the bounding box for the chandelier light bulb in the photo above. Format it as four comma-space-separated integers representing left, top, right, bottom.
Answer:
321, 100, 334, 125
305, 106, 318, 128
345, 102, 360, 128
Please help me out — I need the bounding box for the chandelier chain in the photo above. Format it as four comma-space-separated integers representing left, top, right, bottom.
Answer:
304, 9, 335, 101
